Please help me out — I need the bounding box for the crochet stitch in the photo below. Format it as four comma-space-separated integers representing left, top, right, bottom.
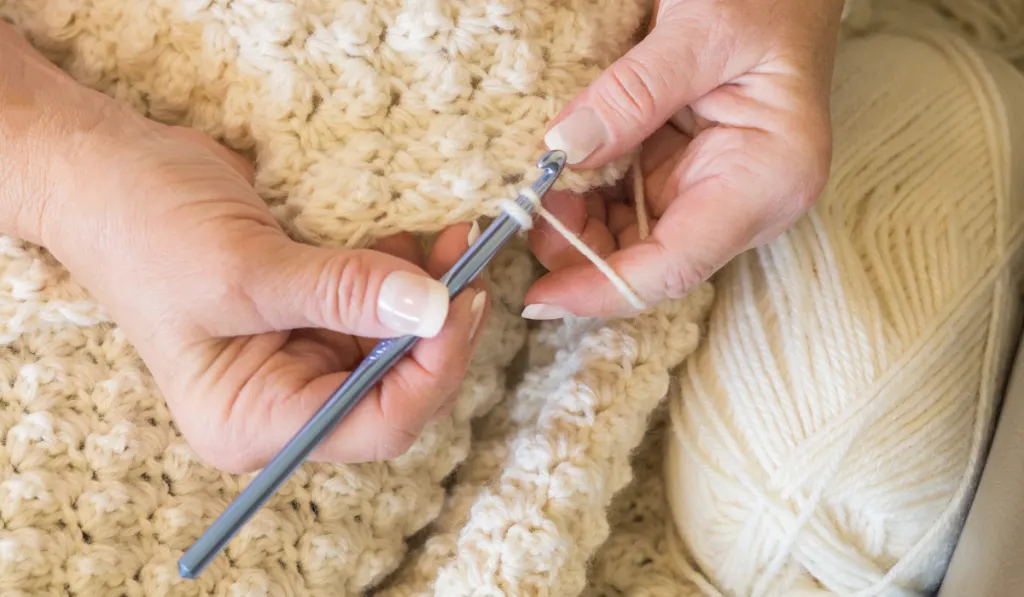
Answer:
4, 0, 1024, 596
0, 0, 717, 595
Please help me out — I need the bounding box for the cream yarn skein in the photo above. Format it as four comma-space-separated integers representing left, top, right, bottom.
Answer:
664, 29, 1024, 597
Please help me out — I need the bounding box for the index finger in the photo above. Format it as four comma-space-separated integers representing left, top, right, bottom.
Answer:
314, 224, 489, 462
524, 125, 821, 318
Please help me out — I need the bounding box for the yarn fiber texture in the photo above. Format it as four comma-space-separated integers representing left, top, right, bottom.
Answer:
4, 1, 1024, 597
4, 0, 647, 251
663, 26, 1024, 597
842, 0, 1024, 69
0, 0, 720, 596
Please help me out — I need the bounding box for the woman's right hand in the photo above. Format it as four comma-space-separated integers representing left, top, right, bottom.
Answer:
0, 23, 489, 473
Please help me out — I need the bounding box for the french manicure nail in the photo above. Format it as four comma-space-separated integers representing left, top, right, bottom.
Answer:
521, 304, 570, 320
378, 271, 450, 337
469, 290, 487, 340
467, 221, 481, 246
544, 107, 607, 164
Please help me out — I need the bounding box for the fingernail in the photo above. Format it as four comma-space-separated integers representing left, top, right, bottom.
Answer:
544, 107, 607, 164
469, 290, 487, 340
467, 221, 481, 246
378, 271, 450, 337
521, 304, 570, 320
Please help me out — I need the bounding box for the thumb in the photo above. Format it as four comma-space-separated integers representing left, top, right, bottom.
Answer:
544, 15, 722, 167
241, 233, 451, 339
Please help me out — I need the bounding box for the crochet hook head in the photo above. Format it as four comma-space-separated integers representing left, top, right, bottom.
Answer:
437, 149, 566, 289
177, 151, 567, 580
533, 149, 567, 199
519, 149, 567, 218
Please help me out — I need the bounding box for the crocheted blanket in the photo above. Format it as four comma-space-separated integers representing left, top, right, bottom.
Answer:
0, 1, 719, 595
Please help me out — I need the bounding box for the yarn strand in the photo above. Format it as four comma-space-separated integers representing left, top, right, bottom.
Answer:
632, 154, 650, 240
502, 188, 646, 311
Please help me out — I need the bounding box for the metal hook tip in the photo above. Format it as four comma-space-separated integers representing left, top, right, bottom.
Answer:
537, 149, 567, 172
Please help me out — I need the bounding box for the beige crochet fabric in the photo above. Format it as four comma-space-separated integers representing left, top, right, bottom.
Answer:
0, 0, 719, 595
4, 0, 1024, 596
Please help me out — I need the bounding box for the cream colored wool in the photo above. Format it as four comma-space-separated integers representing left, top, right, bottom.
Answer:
0, 0, 719, 596
4, 1, 1024, 597
664, 26, 1024, 597
842, 0, 1024, 68
1, 0, 646, 250
867, 0, 1024, 62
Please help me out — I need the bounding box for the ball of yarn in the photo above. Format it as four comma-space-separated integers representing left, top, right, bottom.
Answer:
864, 0, 1024, 64
663, 29, 1024, 597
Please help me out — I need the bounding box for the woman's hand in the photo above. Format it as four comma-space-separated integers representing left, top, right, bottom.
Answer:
0, 23, 488, 473
525, 0, 845, 318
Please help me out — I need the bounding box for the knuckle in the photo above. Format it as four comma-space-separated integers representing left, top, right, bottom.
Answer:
656, 242, 714, 301
599, 56, 665, 124
201, 244, 256, 316
664, 263, 710, 301
319, 251, 373, 331
163, 240, 252, 336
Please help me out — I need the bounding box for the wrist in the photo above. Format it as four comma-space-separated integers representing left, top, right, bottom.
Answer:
0, 24, 144, 251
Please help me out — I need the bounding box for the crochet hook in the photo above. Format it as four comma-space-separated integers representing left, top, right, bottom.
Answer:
177, 149, 567, 579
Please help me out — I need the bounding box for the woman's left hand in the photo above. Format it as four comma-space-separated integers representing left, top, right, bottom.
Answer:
0, 23, 489, 473
525, 0, 845, 319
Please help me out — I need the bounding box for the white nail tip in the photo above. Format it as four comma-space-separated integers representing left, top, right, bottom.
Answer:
521, 304, 570, 320
467, 221, 481, 246
417, 282, 450, 337
378, 271, 449, 338
543, 109, 606, 165
469, 291, 487, 339
544, 127, 589, 165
